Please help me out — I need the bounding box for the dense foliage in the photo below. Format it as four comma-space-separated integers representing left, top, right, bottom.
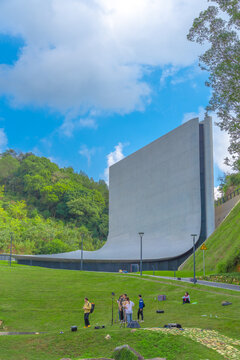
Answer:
0, 150, 109, 254
188, 0, 240, 168
218, 167, 240, 196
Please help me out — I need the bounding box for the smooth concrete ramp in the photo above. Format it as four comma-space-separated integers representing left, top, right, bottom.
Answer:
15, 117, 214, 270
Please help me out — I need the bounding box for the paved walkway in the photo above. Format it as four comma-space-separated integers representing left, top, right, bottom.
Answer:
0, 331, 45, 336
143, 275, 240, 292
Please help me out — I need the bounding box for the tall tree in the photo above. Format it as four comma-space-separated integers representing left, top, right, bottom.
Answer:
0, 154, 20, 185
187, 0, 240, 168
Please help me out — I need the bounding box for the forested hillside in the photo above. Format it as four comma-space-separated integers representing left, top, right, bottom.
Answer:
0, 150, 109, 255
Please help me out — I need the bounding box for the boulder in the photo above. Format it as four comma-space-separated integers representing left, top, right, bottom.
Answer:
113, 345, 143, 360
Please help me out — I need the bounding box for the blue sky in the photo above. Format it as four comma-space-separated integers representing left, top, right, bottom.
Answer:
0, 0, 230, 192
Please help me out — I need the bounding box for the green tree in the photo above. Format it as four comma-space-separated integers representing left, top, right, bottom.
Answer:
7, 200, 27, 220
23, 174, 47, 197
0, 150, 109, 251
0, 154, 20, 186
36, 238, 71, 255
187, 0, 240, 167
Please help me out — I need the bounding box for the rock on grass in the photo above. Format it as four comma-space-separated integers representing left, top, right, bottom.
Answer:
113, 345, 140, 360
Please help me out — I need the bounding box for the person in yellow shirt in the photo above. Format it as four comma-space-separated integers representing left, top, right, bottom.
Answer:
83, 297, 91, 328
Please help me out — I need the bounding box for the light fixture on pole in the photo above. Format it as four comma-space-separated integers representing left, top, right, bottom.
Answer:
191, 234, 197, 284
138, 232, 144, 276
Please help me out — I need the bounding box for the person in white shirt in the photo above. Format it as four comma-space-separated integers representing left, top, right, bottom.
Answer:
182, 292, 190, 304
124, 297, 134, 323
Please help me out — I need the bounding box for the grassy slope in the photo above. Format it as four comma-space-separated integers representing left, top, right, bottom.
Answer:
0, 263, 239, 360
182, 201, 240, 273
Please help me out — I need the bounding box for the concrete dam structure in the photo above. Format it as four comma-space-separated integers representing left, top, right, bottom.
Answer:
16, 117, 215, 271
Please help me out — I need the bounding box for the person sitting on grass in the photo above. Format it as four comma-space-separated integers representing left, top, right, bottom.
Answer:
83, 297, 92, 328
182, 292, 190, 304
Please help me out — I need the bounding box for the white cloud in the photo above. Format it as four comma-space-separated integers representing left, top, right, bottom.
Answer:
104, 142, 126, 184
79, 118, 97, 129
182, 107, 232, 175
182, 107, 205, 124
60, 116, 98, 137
160, 66, 179, 87
213, 124, 231, 174
170, 65, 201, 86
0, 128, 8, 153
159, 65, 201, 88
0, 0, 208, 125
214, 186, 222, 200
79, 145, 96, 166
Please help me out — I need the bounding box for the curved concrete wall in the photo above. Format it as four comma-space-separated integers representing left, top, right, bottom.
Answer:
17, 117, 214, 267
96, 118, 202, 260
201, 116, 215, 237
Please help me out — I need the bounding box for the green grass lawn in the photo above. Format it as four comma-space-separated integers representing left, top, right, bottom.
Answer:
0, 262, 239, 360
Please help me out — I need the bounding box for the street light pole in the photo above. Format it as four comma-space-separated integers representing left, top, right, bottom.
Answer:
9, 232, 13, 267
111, 292, 115, 326
81, 233, 83, 271
191, 234, 197, 284
203, 249, 205, 277
138, 232, 144, 276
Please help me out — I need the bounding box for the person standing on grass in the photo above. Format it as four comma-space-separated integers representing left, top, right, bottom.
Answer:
137, 294, 145, 322
83, 297, 91, 328
117, 294, 124, 322
124, 297, 134, 324
122, 294, 128, 322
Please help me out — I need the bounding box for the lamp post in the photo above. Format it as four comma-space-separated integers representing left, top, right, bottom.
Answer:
9, 232, 13, 267
191, 234, 197, 284
81, 233, 83, 271
138, 232, 144, 276
111, 292, 115, 326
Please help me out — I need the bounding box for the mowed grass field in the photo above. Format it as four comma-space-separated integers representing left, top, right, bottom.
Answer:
0, 262, 239, 360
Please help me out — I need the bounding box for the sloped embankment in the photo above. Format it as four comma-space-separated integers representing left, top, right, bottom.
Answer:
181, 201, 240, 273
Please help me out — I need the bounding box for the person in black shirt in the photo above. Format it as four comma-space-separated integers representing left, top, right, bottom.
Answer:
117, 294, 124, 322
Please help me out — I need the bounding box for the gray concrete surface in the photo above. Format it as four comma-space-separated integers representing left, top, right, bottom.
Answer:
145, 275, 240, 292
202, 116, 215, 237
15, 117, 214, 265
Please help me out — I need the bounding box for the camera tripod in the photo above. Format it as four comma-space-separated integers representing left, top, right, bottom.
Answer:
119, 319, 126, 328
